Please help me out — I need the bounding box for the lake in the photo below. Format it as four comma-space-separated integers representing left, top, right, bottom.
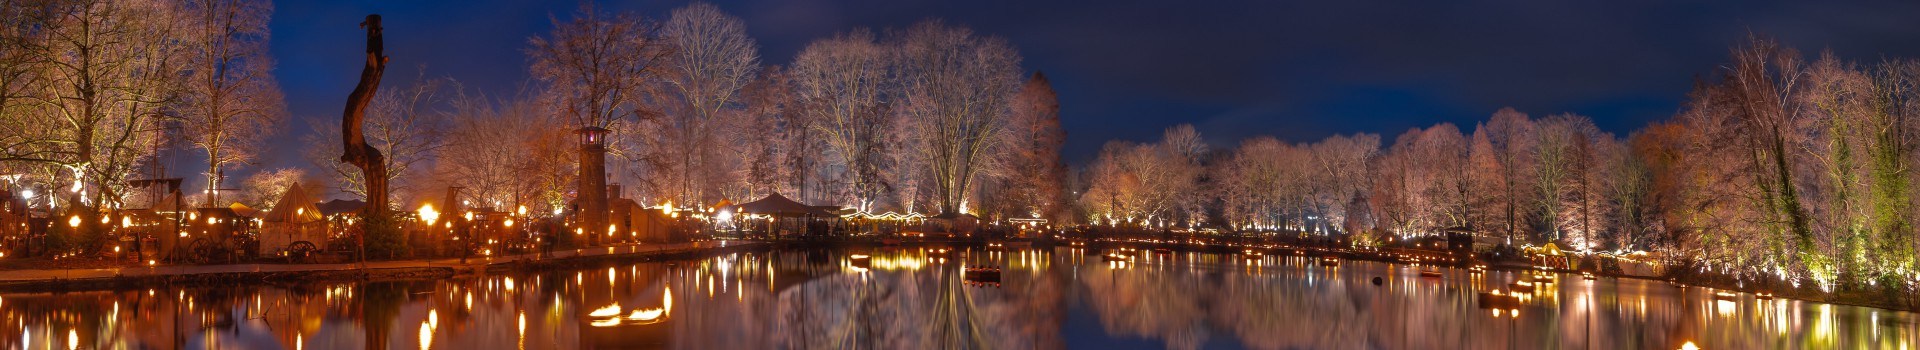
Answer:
1, 246, 1912, 349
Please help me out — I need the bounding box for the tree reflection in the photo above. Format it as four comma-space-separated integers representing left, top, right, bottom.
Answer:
0, 248, 1912, 349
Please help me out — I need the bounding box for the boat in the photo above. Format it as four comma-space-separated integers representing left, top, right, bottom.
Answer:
1755, 292, 1775, 300
964, 265, 1002, 279
1418, 270, 1443, 278
1477, 290, 1521, 309
1153, 248, 1174, 255
1712, 291, 1738, 301
1319, 258, 1341, 267
1510, 280, 1536, 293
849, 254, 872, 269
1243, 249, 1263, 258
1102, 252, 1132, 262
964, 266, 1003, 287
1581, 272, 1596, 280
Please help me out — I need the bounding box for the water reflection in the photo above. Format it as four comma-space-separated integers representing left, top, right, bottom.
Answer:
0, 247, 1914, 349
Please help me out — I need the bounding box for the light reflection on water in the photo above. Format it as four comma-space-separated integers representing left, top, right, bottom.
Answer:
0, 247, 1913, 349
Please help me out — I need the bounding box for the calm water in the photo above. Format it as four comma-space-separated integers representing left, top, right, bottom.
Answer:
0, 246, 1913, 349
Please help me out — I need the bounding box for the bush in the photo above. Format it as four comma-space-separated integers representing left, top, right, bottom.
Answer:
362, 214, 410, 259
46, 212, 105, 257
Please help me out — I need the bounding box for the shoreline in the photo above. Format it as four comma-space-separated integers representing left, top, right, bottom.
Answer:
1060, 239, 1920, 313
0, 241, 770, 294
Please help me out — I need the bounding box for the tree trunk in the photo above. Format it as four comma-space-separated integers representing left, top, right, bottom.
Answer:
341, 15, 389, 250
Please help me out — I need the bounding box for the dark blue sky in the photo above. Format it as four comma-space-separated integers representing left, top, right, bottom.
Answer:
260, 0, 1920, 175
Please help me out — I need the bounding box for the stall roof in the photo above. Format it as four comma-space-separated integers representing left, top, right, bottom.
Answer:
229, 203, 260, 218
735, 193, 830, 216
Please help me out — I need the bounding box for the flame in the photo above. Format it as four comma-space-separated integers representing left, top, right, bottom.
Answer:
588, 304, 621, 317
625, 308, 664, 321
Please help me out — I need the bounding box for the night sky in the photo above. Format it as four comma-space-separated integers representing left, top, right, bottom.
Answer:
262, 0, 1920, 175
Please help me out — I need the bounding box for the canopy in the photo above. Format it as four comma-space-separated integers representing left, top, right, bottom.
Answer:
262, 183, 324, 224
229, 202, 260, 218
735, 193, 829, 216
1533, 243, 1565, 256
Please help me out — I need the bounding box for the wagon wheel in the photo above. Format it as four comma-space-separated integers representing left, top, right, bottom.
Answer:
288, 241, 318, 263
188, 238, 214, 264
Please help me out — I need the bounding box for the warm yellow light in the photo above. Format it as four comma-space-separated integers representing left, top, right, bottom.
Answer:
588, 304, 622, 317
418, 322, 433, 350
504, 219, 515, 227
418, 204, 440, 225
464, 212, 473, 221
68, 216, 80, 228
626, 308, 664, 321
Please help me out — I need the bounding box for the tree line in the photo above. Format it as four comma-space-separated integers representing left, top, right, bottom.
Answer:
1098, 37, 1920, 291
0, 1, 1073, 253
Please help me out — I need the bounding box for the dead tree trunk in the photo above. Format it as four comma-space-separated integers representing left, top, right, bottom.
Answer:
341, 15, 390, 255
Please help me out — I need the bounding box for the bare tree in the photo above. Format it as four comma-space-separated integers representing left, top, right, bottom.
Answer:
791, 29, 892, 210
17, 0, 183, 210
178, 0, 285, 207
1081, 125, 1205, 227
528, 4, 667, 238
652, 2, 758, 205
230, 167, 321, 211
434, 92, 574, 214
307, 78, 447, 203
1476, 108, 1536, 243
528, 3, 665, 130
998, 72, 1068, 220
893, 20, 1022, 214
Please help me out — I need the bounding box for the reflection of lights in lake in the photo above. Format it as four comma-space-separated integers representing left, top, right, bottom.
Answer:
1715, 299, 1736, 317
1680, 341, 1700, 350
419, 322, 433, 350
1814, 304, 1835, 342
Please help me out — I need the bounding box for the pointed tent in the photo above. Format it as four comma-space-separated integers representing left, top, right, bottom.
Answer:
735, 193, 829, 217
263, 183, 324, 224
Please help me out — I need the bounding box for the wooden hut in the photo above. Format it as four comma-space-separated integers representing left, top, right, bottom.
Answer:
611, 199, 676, 243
